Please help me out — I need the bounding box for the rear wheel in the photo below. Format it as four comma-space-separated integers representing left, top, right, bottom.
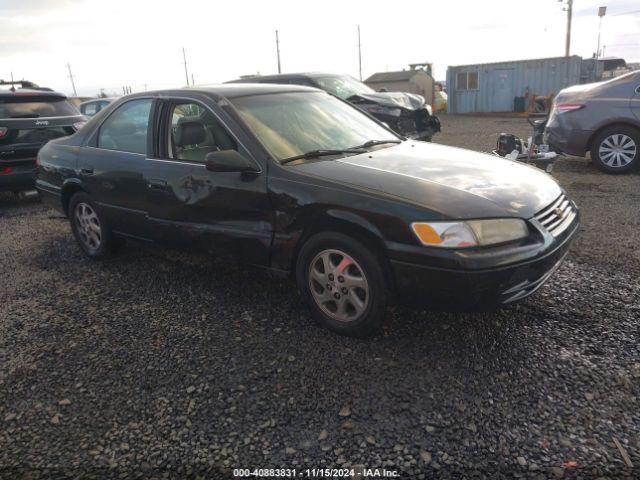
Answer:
591, 126, 639, 174
296, 232, 387, 337
68, 192, 114, 258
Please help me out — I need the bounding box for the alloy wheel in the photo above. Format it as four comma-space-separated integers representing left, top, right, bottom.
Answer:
74, 202, 102, 252
598, 134, 637, 168
308, 249, 369, 322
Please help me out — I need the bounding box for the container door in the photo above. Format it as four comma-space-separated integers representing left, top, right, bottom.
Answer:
491, 69, 515, 112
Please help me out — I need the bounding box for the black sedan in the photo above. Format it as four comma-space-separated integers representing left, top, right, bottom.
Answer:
228, 73, 441, 141
36, 84, 579, 336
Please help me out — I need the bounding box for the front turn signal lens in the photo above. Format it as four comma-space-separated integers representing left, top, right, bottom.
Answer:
411, 222, 477, 248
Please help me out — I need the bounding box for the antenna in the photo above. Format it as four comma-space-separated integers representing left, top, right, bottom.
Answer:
66, 63, 78, 96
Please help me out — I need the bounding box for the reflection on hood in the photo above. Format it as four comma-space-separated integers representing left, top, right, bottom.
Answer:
348, 92, 426, 110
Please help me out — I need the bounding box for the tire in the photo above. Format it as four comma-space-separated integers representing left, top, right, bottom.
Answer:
68, 192, 114, 259
590, 125, 639, 174
295, 232, 387, 337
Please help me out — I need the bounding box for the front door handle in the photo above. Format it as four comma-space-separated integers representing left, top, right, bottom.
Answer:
81, 168, 94, 175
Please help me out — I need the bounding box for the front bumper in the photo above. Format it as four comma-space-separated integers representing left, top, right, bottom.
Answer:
0, 162, 37, 192
389, 211, 579, 310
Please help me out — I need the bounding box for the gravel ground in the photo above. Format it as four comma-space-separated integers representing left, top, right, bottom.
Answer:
1, 115, 639, 479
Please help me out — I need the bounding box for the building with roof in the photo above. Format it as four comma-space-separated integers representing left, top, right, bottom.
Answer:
364, 63, 435, 105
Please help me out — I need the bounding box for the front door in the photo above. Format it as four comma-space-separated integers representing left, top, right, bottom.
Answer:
631, 82, 640, 122
491, 69, 515, 112
79, 98, 154, 239
145, 97, 272, 267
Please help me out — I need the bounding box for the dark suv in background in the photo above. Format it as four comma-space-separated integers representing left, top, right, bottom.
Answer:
228, 73, 441, 141
0, 80, 86, 194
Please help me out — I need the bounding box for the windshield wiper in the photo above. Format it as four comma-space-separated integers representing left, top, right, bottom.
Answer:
351, 139, 402, 149
11, 114, 41, 119
280, 148, 365, 165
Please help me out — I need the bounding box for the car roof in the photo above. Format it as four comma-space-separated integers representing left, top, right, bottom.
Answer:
79, 97, 117, 105
0, 88, 67, 99
227, 72, 342, 83
125, 83, 322, 101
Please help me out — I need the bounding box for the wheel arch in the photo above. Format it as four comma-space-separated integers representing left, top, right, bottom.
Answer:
586, 121, 640, 152
290, 210, 397, 299
61, 179, 86, 216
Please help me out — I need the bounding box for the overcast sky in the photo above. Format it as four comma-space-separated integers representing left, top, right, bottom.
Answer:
1, 0, 639, 97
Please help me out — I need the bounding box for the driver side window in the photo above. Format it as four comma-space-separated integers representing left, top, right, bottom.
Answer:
168, 102, 237, 163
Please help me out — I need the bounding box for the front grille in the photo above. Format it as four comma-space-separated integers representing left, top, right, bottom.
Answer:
534, 193, 577, 237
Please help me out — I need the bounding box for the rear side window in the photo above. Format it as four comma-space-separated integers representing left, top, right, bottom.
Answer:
0, 97, 79, 119
98, 99, 152, 155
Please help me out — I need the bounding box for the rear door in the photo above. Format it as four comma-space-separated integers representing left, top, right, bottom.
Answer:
145, 95, 272, 266
80, 98, 154, 239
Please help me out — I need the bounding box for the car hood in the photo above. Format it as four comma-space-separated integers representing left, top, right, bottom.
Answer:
294, 142, 562, 219
348, 92, 426, 110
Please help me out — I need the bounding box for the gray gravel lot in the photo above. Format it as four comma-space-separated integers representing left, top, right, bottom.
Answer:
1, 114, 639, 479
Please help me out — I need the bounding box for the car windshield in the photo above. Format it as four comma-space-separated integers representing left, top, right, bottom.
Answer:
230, 91, 399, 161
0, 96, 79, 119
314, 76, 375, 100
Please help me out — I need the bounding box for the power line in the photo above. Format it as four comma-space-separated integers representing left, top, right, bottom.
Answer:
611, 9, 640, 16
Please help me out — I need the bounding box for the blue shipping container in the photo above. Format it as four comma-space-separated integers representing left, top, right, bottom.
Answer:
446, 56, 598, 113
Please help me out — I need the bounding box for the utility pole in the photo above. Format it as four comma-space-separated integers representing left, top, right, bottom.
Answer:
596, 6, 607, 59
565, 0, 573, 57
182, 47, 190, 86
191, 73, 195, 86
275, 30, 282, 74
66, 63, 77, 96
357, 25, 363, 81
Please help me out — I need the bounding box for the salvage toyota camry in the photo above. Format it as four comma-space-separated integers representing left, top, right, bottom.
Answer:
36, 84, 579, 336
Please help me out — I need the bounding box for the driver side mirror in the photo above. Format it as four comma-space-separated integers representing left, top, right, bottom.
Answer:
205, 150, 259, 173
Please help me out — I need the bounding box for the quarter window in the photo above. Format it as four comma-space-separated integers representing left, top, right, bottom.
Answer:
168, 102, 237, 163
98, 99, 152, 154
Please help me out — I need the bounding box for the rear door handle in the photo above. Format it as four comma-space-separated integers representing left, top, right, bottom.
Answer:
147, 179, 168, 190
81, 168, 94, 175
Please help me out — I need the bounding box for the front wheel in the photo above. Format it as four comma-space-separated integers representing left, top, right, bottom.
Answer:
296, 232, 387, 337
591, 126, 639, 174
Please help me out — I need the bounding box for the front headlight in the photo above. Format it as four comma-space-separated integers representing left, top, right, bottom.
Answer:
411, 219, 528, 248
